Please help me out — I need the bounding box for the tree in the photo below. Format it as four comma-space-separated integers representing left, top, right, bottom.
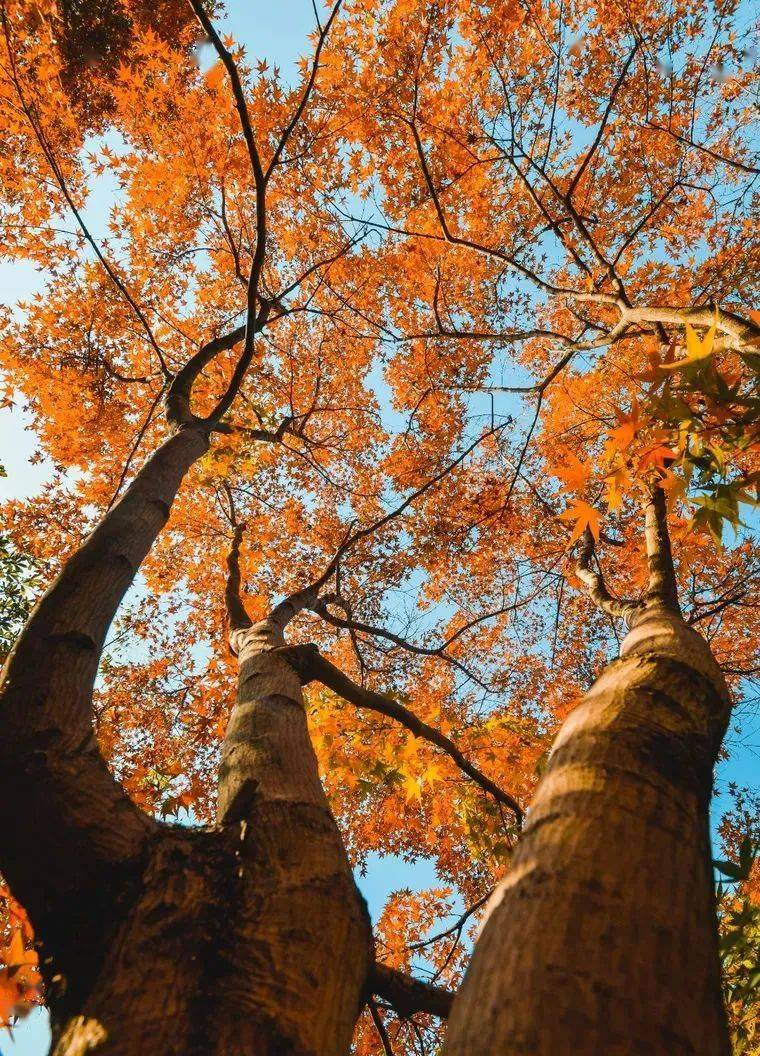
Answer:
0, 0, 757, 1053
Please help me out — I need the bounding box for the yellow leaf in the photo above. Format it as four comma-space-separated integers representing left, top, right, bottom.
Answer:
605, 467, 630, 512
659, 470, 688, 509
403, 774, 423, 801
661, 315, 717, 372
422, 761, 444, 786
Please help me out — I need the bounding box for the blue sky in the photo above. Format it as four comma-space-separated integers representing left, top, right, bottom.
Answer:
0, 1, 757, 1051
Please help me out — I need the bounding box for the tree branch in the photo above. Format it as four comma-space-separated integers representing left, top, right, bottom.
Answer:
264, 0, 343, 180
576, 528, 641, 624
368, 998, 396, 1054
408, 891, 492, 951
188, 0, 268, 424
620, 304, 758, 351
165, 322, 246, 427
0, 5, 169, 375
643, 486, 681, 614
269, 421, 510, 633
370, 963, 454, 1020
566, 43, 639, 200
0, 423, 209, 956
280, 644, 524, 823
225, 524, 253, 635
644, 120, 760, 175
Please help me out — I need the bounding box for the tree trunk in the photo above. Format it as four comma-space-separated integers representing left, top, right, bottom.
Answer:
0, 425, 209, 1020
48, 617, 372, 1056
443, 603, 732, 1056
0, 411, 374, 1054
216, 618, 373, 1054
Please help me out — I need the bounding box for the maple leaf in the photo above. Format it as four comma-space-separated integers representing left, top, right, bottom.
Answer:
204, 62, 225, 91
555, 450, 592, 494
422, 761, 445, 786
403, 774, 424, 802
606, 402, 643, 455
6, 927, 38, 977
689, 482, 759, 545
568, 35, 587, 57
638, 443, 679, 472
605, 466, 631, 512
659, 470, 688, 509
0, 925, 40, 1027
557, 500, 601, 545
661, 317, 717, 375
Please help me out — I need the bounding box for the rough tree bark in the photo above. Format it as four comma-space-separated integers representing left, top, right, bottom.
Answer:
443, 491, 732, 1056
0, 351, 376, 1052
1, 3, 451, 1045
0, 424, 208, 1043
51, 615, 374, 1056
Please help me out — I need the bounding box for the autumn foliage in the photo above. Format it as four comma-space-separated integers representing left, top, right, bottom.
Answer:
0, 0, 757, 1051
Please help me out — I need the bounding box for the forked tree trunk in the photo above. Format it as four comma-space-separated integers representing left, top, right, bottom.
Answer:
52, 619, 371, 1056
444, 603, 732, 1056
0, 414, 372, 1055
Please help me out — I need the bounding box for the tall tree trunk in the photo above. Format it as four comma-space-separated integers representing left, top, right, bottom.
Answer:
43, 618, 371, 1056
0, 392, 373, 1053
0, 425, 208, 1016
53, 812, 369, 1056
217, 617, 373, 1055
444, 602, 732, 1056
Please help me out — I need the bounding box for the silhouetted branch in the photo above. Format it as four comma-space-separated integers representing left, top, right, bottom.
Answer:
408, 891, 492, 951
370, 963, 454, 1020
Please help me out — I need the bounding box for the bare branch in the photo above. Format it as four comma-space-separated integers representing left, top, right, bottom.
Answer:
619, 304, 759, 351
165, 321, 246, 427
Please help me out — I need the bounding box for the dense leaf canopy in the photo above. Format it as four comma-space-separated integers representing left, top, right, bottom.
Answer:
0, 0, 757, 1050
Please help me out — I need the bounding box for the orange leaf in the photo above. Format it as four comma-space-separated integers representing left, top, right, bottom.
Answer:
557, 500, 601, 545
606, 401, 643, 455
639, 443, 678, 472
555, 450, 592, 494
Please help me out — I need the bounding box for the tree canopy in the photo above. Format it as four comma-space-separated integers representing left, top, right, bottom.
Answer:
0, 0, 757, 1052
